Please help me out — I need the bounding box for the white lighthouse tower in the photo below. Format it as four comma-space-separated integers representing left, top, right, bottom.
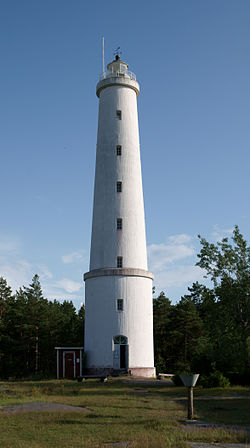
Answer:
84, 54, 155, 377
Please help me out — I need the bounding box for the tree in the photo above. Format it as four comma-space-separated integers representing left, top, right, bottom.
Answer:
0, 274, 85, 379
179, 283, 216, 374
153, 291, 205, 373
0, 278, 14, 376
77, 304, 85, 345
153, 292, 172, 373
0, 277, 12, 321
23, 275, 47, 374
196, 225, 250, 375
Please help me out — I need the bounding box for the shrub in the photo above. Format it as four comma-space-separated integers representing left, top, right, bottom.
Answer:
155, 355, 167, 375
199, 370, 230, 388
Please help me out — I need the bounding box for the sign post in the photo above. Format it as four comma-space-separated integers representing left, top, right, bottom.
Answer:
179, 374, 199, 420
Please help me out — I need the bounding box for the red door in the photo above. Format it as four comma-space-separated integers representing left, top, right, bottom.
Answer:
64, 352, 75, 378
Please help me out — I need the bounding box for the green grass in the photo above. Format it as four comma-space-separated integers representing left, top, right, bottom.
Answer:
194, 398, 250, 426
0, 379, 249, 447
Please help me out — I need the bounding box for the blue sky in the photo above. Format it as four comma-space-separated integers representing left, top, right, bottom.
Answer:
1, 0, 249, 309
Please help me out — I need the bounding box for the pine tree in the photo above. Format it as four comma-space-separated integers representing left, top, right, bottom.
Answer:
0, 277, 12, 321
153, 292, 172, 373
0, 278, 14, 377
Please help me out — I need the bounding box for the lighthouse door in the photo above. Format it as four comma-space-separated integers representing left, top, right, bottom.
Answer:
113, 335, 128, 370
120, 345, 126, 369
113, 344, 120, 370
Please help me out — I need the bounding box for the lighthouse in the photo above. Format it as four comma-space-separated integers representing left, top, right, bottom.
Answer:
84, 54, 155, 377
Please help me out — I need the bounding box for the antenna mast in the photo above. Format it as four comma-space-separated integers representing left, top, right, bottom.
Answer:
102, 37, 105, 77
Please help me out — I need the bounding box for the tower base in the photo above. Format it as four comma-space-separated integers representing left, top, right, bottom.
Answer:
128, 367, 156, 378
84, 367, 156, 378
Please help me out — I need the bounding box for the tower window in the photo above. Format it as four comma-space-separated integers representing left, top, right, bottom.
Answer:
116, 145, 122, 156
117, 257, 123, 268
117, 218, 122, 230
117, 299, 124, 311
116, 110, 122, 120
117, 181, 122, 192
113, 335, 127, 344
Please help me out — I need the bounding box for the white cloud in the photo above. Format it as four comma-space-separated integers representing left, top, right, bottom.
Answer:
0, 240, 25, 290
147, 233, 206, 295
0, 233, 85, 308
155, 265, 204, 289
37, 264, 53, 279
43, 285, 83, 302
56, 278, 83, 293
168, 234, 192, 244
211, 225, 234, 242
148, 233, 195, 272
0, 235, 20, 254
62, 250, 86, 264
0, 259, 33, 292
41, 282, 84, 309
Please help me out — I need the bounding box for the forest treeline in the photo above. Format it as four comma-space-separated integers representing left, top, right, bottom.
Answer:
0, 226, 249, 383
0, 275, 84, 378
154, 226, 250, 384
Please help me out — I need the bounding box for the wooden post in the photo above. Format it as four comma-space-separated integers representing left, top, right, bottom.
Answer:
188, 386, 194, 420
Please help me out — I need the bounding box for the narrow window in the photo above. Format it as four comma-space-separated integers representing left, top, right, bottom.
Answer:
116, 110, 122, 120
117, 218, 122, 230
117, 257, 123, 268
117, 299, 124, 311
116, 145, 122, 156
117, 181, 122, 192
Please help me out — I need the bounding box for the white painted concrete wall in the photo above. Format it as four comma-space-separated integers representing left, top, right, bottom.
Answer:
85, 275, 154, 369
90, 83, 148, 270
84, 61, 155, 376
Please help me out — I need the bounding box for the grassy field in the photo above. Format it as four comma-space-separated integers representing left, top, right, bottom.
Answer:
0, 379, 249, 448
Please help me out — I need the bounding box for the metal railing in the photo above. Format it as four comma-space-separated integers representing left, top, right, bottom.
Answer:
99, 70, 136, 82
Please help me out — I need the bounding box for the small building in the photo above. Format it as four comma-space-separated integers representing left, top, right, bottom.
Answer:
55, 347, 83, 379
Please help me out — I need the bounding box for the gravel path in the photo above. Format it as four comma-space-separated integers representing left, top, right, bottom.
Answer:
188, 444, 250, 448
176, 396, 250, 401
122, 378, 173, 386
182, 420, 250, 434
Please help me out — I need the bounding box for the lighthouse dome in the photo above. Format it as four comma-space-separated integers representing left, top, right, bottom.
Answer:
96, 57, 139, 97
107, 58, 128, 76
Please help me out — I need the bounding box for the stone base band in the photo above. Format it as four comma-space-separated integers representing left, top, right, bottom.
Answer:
84, 367, 156, 378
96, 76, 140, 97
84, 268, 154, 282
128, 367, 156, 378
